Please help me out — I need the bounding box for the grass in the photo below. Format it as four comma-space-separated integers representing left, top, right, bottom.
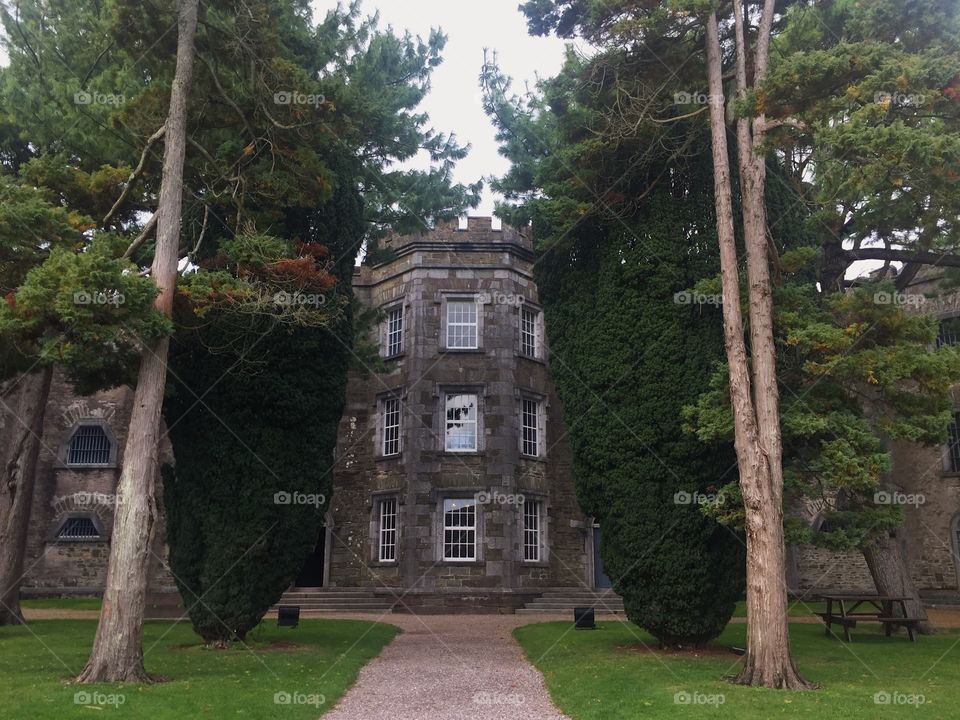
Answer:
0, 618, 398, 719
516, 620, 960, 719
21, 597, 102, 611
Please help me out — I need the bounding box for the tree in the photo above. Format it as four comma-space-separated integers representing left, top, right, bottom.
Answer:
483, 34, 746, 645
758, 0, 960, 624
163, 190, 361, 644
512, 0, 811, 687
76, 0, 199, 683
0, 180, 168, 626
535, 185, 746, 648
157, 4, 479, 645
688, 272, 960, 634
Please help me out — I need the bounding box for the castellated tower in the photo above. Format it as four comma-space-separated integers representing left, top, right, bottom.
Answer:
323, 217, 593, 610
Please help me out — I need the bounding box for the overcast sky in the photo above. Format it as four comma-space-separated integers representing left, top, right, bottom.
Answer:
312, 0, 570, 215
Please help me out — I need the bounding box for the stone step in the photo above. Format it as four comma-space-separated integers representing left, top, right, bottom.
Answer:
524, 603, 624, 611
279, 592, 379, 600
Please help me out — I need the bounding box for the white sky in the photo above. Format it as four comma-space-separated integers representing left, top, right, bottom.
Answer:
311, 0, 569, 215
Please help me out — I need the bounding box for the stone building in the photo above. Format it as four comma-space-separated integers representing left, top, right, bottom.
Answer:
21, 218, 604, 612
791, 269, 960, 603
22, 222, 960, 609
309, 217, 596, 610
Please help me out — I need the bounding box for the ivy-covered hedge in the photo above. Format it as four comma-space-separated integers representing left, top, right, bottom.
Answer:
162, 193, 363, 644
536, 179, 745, 647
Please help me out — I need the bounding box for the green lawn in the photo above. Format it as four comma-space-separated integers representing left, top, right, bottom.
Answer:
21, 597, 102, 611
516, 620, 958, 719
0, 618, 398, 719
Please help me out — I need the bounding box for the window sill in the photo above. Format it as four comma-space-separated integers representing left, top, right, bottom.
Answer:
439, 348, 486, 355
516, 352, 546, 365
383, 352, 406, 361
369, 560, 399, 568
441, 559, 482, 565
941, 471, 960, 478
57, 464, 117, 470
520, 560, 550, 568
439, 451, 485, 458
376, 454, 404, 463
520, 455, 546, 464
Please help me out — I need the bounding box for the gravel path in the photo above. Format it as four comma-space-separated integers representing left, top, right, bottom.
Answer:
321, 613, 572, 720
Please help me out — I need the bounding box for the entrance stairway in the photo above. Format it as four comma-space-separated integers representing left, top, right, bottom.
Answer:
271, 587, 398, 614
517, 587, 625, 615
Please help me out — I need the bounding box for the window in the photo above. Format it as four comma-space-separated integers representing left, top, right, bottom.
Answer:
523, 500, 542, 562
520, 307, 538, 358
446, 300, 478, 349
382, 397, 401, 456
385, 306, 404, 356
378, 498, 398, 562
521, 398, 541, 457
445, 393, 478, 451
949, 411, 960, 472
939, 317, 960, 348
443, 498, 476, 560
67, 425, 112, 465
56, 516, 101, 541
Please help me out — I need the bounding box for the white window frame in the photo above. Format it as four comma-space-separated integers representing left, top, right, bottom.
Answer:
381, 397, 402, 456
377, 497, 398, 562
385, 305, 404, 356
445, 393, 479, 452
523, 500, 542, 562
520, 306, 539, 358
445, 299, 479, 349
442, 498, 477, 561
520, 397, 542, 457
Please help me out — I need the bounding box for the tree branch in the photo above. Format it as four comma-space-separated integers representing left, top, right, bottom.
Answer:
102, 124, 166, 227
845, 247, 960, 269
122, 213, 158, 259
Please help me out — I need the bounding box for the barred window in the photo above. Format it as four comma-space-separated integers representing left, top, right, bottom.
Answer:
949, 411, 960, 472
445, 394, 478, 452
523, 500, 541, 562
520, 307, 538, 358
521, 398, 541, 457
378, 498, 398, 562
382, 398, 402, 456
386, 306, 404, 356
56, 516, 101, 540
446, 300, 478, 349
67, 425, 112, 465
443, 498, 476, 560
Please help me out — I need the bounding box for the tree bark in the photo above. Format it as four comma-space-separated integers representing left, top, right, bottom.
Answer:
0, 367, 54, 626
704, 5, 813, 688
863, 529, 935, 634
75, 0, 198, 684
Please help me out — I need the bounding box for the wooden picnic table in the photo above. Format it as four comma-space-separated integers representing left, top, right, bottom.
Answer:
816, 593, 922, 642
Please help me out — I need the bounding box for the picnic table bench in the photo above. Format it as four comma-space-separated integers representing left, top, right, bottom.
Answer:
815, 593, 923, 642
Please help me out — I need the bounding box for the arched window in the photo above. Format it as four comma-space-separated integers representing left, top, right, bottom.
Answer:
66, 424, 113, 466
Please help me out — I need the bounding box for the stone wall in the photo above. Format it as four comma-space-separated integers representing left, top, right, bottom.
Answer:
22, 371, 173, 595
792, 269, 960, 599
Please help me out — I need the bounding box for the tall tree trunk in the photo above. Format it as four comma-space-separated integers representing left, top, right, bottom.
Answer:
0, 367, 54, 625
863, 529, 934, 634
704, 6, 813, 688
75, 0, 198, 684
